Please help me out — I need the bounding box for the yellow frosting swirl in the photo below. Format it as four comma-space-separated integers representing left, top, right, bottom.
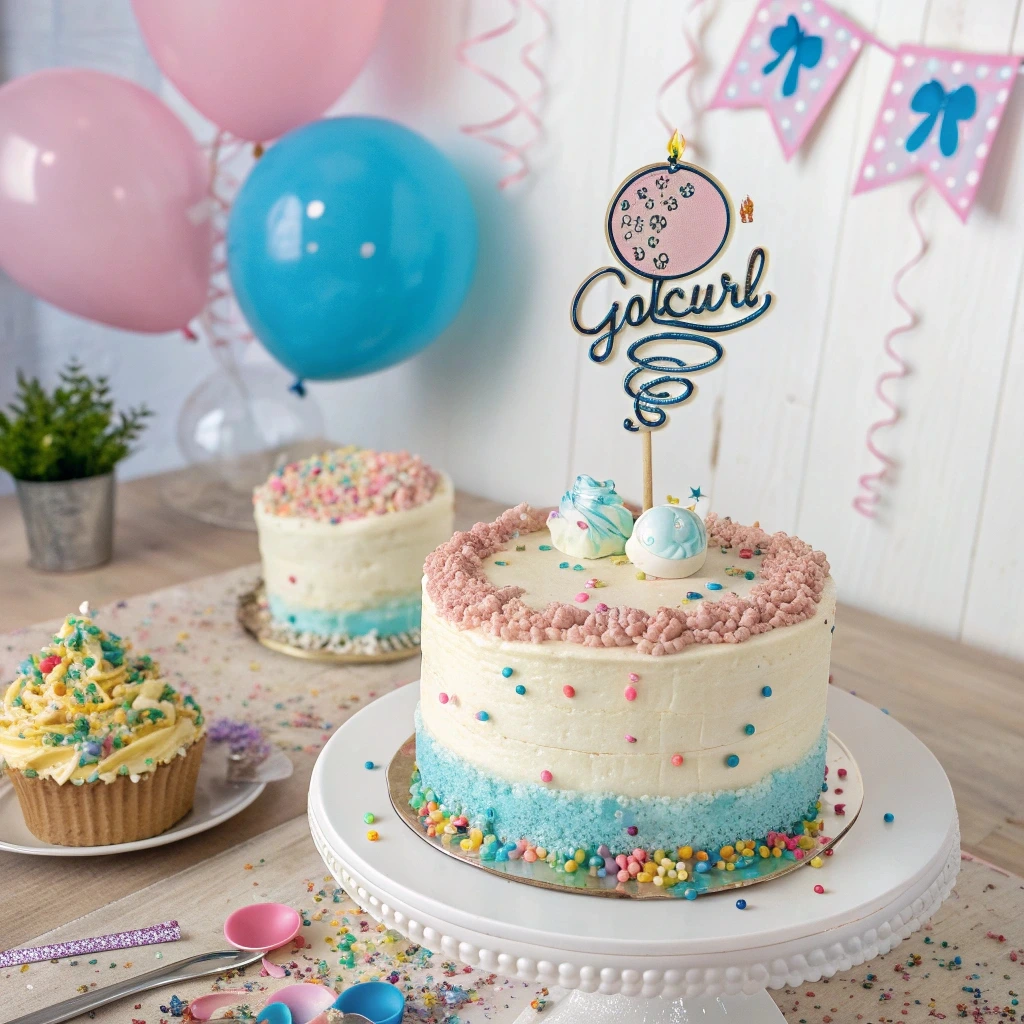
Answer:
0, 609, 204, 785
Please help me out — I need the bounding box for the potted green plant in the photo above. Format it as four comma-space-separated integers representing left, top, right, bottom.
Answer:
0, 361, 151, 571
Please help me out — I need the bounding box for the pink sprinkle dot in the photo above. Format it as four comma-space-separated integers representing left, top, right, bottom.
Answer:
615, 854, 628, 869
625, 734, 636, 743
628, 673, 639, 683
595, 603, 609, 612
617, 869, 630, 883
563, 685, 576, 698
671, 753, 684, 766
628, 861, 641, 876
523, 848, 538, 862
540, 770, 552, 783
813, 884, 825, 895
624, 686, 637, 701
837, 768, 848, 778
576, 520, 588, 530
574, 592, 589, 603
632, 848, 647, 862
438, 692, 449, 704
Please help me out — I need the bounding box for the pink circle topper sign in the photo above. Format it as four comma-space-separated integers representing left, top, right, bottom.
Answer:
606, 162, 732, 280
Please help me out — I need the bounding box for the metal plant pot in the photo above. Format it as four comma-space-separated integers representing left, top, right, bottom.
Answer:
15, 472, 115, 571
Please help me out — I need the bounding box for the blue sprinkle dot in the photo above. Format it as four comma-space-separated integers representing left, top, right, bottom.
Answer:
822, 782, 829, 792
761, 685, 773, 697
559, 562, 569, 569
695, 860, 710, 873
883, 812, 895, 823
515, 684, 526, 695
539, 544, 552, 551
735, 899, 747, 910
494, 560, 507, 566
881, 708, 890, 715
726, 753, 740, 768
573, 564, 584, 571
744, 723, 755, 735
477, 711, 490, 722
501, 666, 513, 678
683, 888, 698, 900
685, 591, 703, 600
364, 761, 374, 770
706, 582, 724, 590
954, 955, 962, 965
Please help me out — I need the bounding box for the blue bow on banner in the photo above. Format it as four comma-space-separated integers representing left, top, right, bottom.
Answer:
905, 79, 977, 157
762, 15, 823, 97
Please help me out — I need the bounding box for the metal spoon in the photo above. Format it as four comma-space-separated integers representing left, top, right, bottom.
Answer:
8, 947, 264, 1024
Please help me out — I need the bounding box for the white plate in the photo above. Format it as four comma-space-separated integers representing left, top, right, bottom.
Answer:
0, 746, 265, 856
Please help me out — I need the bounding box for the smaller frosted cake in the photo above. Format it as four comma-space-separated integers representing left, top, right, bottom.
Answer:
254, 447, 454, 657
0, 605, 205, 846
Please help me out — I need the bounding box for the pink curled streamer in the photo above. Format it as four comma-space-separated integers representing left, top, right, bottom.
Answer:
456, 0, 549, 189
656, 0, 711, 137
201, 129, 253, 350
852, 182, 930, 518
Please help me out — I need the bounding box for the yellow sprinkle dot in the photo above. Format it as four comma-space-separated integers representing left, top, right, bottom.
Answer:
366, 830, 379, 842
636, 571, 647, 580
725, 862, 735, 871
759, 846, 770, 858
653, 849, 666, 863
564, 859, 578, 873
575, 848, 586, 864
459, 838, 473, 851
677, 846, 693, 860
535, 847, 547, 860
677, 870, 688, 881
716, 860, 726, 870
637, 873, 654, 884
810, 856, 823, 868
720, 845, 735, 859
772, 848, 782, 858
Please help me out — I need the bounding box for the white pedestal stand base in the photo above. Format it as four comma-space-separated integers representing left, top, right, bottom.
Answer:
309, 685, 959, 1023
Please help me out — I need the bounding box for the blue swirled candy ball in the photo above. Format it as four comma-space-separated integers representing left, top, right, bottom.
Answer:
636, 505, 706, 559
625, 504, 708, 578
228, 116, 478, 383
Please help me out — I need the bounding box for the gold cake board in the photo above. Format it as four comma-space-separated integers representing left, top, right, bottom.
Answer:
237, 581, 420, 665
387, 732, 863, 899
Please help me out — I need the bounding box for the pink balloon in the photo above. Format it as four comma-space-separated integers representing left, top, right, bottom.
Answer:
0, 68, 212, 333
132, 0, 387, 142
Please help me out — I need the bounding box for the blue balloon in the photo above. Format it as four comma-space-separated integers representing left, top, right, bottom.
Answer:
227, 116, 477, 384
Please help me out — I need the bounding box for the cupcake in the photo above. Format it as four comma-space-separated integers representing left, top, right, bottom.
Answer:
0, 604, 205, 846
253, 446, 454, 656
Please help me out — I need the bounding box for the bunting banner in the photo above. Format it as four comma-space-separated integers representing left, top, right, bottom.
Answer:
711, 0, 1020, 221
853, 45, 1020, 222
708, 0, 865, 159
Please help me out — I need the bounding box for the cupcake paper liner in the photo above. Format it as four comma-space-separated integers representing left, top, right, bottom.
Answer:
8, 736, 206, 847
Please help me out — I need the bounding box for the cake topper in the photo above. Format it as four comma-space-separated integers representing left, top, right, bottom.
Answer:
570, 131, 774, 510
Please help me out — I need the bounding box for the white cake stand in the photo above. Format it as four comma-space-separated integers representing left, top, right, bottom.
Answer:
308, 684, 959, 1023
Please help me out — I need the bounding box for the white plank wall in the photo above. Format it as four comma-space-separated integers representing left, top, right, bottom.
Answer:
0, 0, 1022, 661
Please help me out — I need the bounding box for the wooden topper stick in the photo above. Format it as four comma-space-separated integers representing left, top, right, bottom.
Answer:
642, 430, 653, 511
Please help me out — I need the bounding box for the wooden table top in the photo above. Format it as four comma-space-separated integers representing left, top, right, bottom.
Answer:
0, 469, 1021, 950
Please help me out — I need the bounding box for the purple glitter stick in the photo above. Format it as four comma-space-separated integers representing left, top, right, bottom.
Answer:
0, 920, 181, 968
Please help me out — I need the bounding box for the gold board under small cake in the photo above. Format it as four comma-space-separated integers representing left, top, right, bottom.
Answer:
237, 581, 420, 665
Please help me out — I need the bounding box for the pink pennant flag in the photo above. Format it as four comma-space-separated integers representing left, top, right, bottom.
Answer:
854, 46, 1020, 222
709, 0, 865, 159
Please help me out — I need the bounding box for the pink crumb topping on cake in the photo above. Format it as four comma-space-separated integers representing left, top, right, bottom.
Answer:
424, 506, 830, 655
254, 445, 441, 522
